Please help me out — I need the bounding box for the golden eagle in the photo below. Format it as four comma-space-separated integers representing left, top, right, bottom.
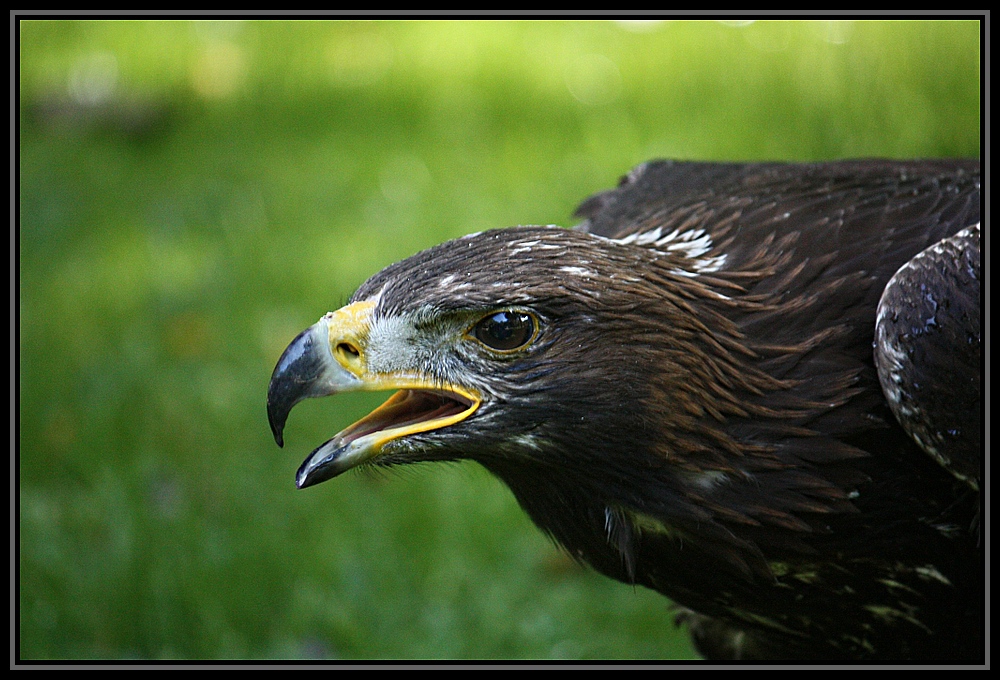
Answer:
268, 160, 981, 660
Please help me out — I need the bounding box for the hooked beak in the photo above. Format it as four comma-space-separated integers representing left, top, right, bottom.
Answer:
266, 302, 480, 489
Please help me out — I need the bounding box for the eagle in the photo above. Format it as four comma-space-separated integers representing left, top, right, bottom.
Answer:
267, 159, 982, 661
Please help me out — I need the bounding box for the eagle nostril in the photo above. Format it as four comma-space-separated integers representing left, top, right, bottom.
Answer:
338, 342, 360, 357
334, 342, 362, 369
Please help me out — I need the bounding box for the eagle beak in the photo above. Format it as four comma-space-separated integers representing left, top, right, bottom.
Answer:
266, 307, 367, 448
267, 302, 480, 489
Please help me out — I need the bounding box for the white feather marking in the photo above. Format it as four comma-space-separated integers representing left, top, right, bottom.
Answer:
914, 565, 953, 586
690, 253, 727, 273
635, 227, 664, 245
508, 240, 540, 255
613, 226, 726, 274
692, 470, 729, 490
507, 233, 568, 256
511, 433, 542, 451
365, 283, 389, 309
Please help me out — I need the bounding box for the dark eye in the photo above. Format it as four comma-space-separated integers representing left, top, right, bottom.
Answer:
473, 311, 537, 351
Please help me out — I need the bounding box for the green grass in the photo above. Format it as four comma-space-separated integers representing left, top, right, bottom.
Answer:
18, 19, 981, 660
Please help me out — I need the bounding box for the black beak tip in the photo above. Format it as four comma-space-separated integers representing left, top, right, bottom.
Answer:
295, 442, 344, 490
295, 461, 319, 489
267, 395, 288, 447
266, 324, 327, 450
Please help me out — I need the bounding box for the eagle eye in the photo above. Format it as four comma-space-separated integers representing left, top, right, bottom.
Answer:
472, 311, 537, 352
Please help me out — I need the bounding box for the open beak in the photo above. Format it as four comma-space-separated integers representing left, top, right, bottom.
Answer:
266, 302, 480, 489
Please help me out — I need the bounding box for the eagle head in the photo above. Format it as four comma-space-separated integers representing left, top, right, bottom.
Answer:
268, 226, 716, 496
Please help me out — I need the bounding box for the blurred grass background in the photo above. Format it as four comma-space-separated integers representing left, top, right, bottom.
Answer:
17, 19, 981, 660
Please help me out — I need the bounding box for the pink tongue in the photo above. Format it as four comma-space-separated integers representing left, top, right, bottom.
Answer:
339, 390, 465, 445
